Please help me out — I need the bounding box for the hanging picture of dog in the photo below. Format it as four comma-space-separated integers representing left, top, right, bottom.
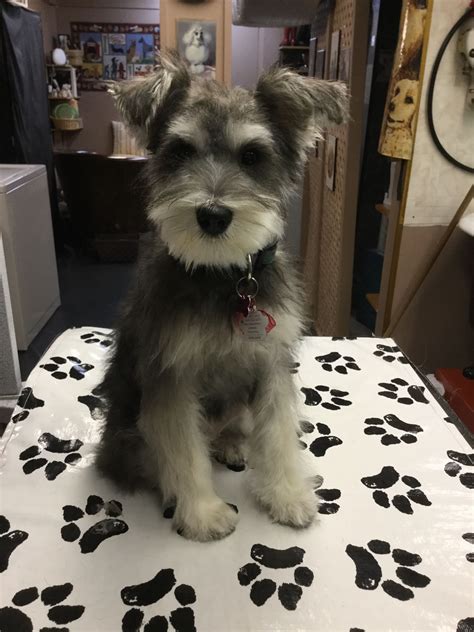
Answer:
176, 20, 216, 79
325, 134, 337, 191
379, 0, 429, 160
71, 23, 160, 90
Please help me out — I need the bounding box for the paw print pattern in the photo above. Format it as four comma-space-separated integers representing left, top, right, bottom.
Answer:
462, 533, 474, 563
346, 539, 431, 600
332, 336, 357, 341
40, 355, 94, 380
361, 466, 431, 514
289, 361, 300, 374
373, 344, 409, 364
11, 387, 45, 423
238, 544, 314, 610
301, 385, 353, 411
315, 351, 361, 374
316, 488, 341, 515
308, 422, 343, 458
0, 515, 28, 573
78, 386, 103, 420
378, 379, 429, 405
364, 414, 423, 445
61, 495, 128, 553
444, 451, 474, 489
121, 569, 197, 632
19, 432, 83, 480
81, 331, 113, 347
0, 582, 85, 630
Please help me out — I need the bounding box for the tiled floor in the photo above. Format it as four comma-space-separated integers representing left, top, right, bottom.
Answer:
18, 252, 134, 381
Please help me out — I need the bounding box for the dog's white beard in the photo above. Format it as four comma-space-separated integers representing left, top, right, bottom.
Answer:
149, 193, 284, 269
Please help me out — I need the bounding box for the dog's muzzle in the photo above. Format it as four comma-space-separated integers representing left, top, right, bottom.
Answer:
196, 204, 233, 236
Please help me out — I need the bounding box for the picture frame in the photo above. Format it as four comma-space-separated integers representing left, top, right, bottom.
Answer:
308, 36, 317, 77
314, 48, 326, 79
325, 134, 337, 191
176, 19, 216, 79
329, 30, 340, 80
70, 22, 160, 91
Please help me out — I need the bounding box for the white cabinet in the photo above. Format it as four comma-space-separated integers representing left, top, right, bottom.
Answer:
0, 165, 60, 350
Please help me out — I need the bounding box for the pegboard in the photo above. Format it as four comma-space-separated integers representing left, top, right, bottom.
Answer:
302, 0, 370, 335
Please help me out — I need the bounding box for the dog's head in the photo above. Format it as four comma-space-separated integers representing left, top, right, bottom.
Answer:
110, 52, 349, 269
183, 25, 210, 48
387, 79, 418, 130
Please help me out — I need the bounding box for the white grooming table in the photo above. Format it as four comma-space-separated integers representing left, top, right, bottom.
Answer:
0, 328, 472, 631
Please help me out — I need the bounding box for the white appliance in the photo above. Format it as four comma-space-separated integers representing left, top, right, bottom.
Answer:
0, 165, 60, 350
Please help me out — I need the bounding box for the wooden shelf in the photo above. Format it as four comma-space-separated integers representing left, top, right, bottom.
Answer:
279, 45, 310, 50
366, 293, 380, 312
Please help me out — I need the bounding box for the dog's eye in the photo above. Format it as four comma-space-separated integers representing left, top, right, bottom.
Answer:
241, 149, 260, 166
405, 96, 414, 104
172, 141, 195, 161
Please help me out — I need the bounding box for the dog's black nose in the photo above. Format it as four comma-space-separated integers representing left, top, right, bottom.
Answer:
196, 205, 233, 236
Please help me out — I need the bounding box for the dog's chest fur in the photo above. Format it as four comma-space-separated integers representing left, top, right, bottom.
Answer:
119, 240, 304, 402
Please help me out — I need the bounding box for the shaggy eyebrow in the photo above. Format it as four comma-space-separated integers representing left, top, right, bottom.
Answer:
167, 119, 206, 148
225, 122, 275, 151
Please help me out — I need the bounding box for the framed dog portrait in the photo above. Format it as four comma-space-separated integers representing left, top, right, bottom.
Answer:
176, 19, 216, 80
325, 134, 337, 191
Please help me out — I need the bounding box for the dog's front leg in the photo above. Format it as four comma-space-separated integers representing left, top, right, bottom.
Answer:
139, 379, 238, 541
249, 367, 318, 528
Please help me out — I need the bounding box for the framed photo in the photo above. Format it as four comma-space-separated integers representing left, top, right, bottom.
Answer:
325, 134, 337, 191
71, 22, 160, 90
176, 19, 216, 79
57, 34, 71, 51
339, 47, 351, 83
329, 30, 340, 80
314, 48, 325, 79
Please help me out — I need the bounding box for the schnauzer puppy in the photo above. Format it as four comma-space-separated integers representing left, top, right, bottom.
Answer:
97, 52, 348, 542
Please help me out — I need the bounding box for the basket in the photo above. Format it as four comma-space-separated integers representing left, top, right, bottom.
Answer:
66, 49, 83, 66
51, 117, 83, 131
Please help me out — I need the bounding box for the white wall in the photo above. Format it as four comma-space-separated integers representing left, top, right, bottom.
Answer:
404, 0, 474, 226
231, 25, 282, 88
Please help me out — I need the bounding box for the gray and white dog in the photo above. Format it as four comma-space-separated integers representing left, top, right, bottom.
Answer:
97, 52, 348, 542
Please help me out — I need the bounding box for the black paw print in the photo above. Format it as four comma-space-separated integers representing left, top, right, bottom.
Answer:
0, 582, 85, 630
0, 515, 28, 573
309, 422, 343, 457
301, 385, 353, 410
19, 432, 83, 481
78, 386, 103, 420
121, 569, 197, 632
364, 414, 423, 445
444, 451, 474, 489
238, 544, 314, 610
40, 355, 94, 380
457, 618, 474, 632
462, 533, 474, 563
378, 379, 428, 405
11, 387, 45, 423
61, 494, 128, 554
332, 336, 357, 341
315, 351, 360, 374
81, 331, 113, 347
346, 539, 431, 600
361, 466, 431, 514
373, 344, 409, 364
316, 487, 341, 514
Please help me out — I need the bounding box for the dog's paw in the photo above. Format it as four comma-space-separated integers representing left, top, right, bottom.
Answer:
213, 440, 247, 472
175, 497, 238, 542
253, 481, 319, 529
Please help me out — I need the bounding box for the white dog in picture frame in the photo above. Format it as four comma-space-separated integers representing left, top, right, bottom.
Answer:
182, 24, 212, 75
380, 78, 419, 159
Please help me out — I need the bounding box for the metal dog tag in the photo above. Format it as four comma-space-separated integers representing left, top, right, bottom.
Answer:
236, 308, 276, 341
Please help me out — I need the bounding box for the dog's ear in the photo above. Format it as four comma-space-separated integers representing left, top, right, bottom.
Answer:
256, 66, 349, 137
204, 31, 212, 45
182, 29, 193, 46
108, 51, 191, 150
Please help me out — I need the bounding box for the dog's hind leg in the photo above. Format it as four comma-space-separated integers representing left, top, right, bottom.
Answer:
248, 366, 318, 528
138, 377, 238, 542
